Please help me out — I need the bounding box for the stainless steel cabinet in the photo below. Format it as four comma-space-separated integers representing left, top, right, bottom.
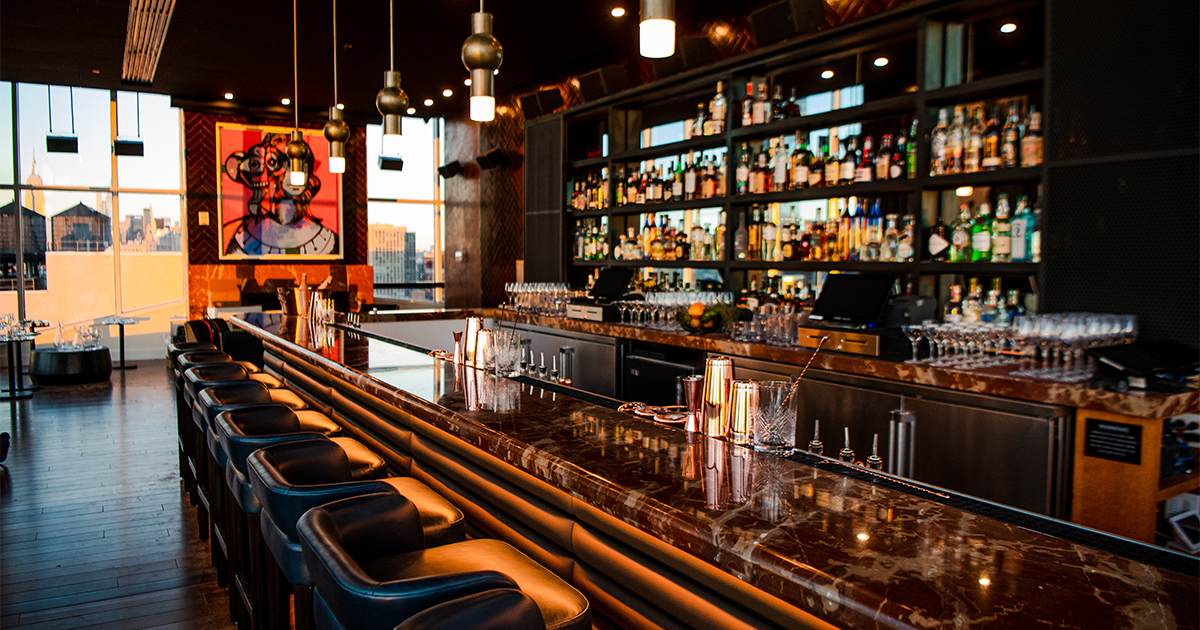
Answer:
513, 323, 619, 398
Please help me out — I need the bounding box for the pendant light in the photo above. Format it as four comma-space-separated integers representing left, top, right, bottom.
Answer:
461, 0, 504, 122
376, 0, 409, 156
285, 0, 309, 187
114, 93, 145, 156
46, 86, 79, 154
640, 0, 676, 59
323, 0, 349, 174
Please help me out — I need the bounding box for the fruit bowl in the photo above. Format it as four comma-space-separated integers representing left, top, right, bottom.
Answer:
676, 303, 743, 335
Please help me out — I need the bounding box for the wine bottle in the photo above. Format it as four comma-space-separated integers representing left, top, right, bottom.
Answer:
1021, 105, 1043, 167
710, 81, 726, 135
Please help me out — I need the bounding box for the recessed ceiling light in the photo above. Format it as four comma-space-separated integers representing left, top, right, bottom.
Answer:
712, 24, 729, 38
423, 99, 434, 106
873, 57, 889, 67
956, 186, 974, 197
464, 78, 472, 86
1000, 22, 1016, 33
91, 69, 101, 75
611, 7, 625, 17
820, 70, 834, 79
281, 98, 291, 105
336, 103, 344, 110
442, 89, 453, 97
407, 107, 416, 115
224, 93, 234, 100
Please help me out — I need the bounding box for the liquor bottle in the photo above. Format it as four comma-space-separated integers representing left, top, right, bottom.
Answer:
761, 208, 778, 261
671, 161, 684, 200
875, 134, 893, 181
931, 108, 949, 176
881, 214, 900, 262
701, 159, 717, 198
674, 222, 688, 260
715, 211, 727, 260
708, 80, 726, 135
647, 167, 660, 202
797, 222, 812, 260
570, 181, 583, 211
731, 211, 749, 260
839, 198, 855, 261
642, 213, 655, 259
839, 136, 858, 185
963, 279, 983, 323
747, 206, 762, 260
824, 137, 840, 187
943, 284, 965, 323
970, 202, 993, 262
856, 136, 875, 183
981, 289, 1001, 323
809, 137, 827, 187
771, 85, 787, 122
692, 103, 706, 138
950, 204, 973, 262
683, 154, 697, 200
982, 106, 1002, 171
809, 222, 826, 260
650, 228, 665, 261
790, 132, 811, 189
735, 145, 751, 195
786, 87, 802, 118
690, 218, 706, 261
741, 83, 755, 127
928, 213, 950, 261
1031, 188, 1043, 262
1010, 194, 1034, 262
780, 212, 795, 261
864, 198, 883, 261
753, 83, 769, 124
626, 170, 638, 206
905, 118, 919, 178
1021, 105, 1043, 167
891, 130, 907, 180
898, 214, 915, 262
1004, 289, 1024, 320
752, 151, 770, 194
716, 155, 727, 197
947, 106, 965, 174
991, 194, 1012, 262
965, 107, 984, 173
1001, 102, 1021, 168
772, 137, 790, 191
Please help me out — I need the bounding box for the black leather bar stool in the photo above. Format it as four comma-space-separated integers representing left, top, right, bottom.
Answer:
213, 405, 345, 629
248, 440, 466, 630
174, 350, 232, 510
297, 492, 589, 630
167, 340, 217, 382
393, 589, 547, 630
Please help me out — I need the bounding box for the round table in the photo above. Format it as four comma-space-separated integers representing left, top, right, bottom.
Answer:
30, 346, 113, 386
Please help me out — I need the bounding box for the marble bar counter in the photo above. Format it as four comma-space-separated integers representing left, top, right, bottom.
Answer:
233, 314, 1196, 630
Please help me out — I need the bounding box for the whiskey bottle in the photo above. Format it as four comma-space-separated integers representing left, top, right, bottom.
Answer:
741, 83, 755, 127
715, 211, 727, 260
875, 134, 893, 181
753, 83, 769, 124
838, 136, 858, 185
710, 81, 726, 135
771, 85, 787, 122
752, 151, 770, 194
963, 278, 983, 323
950, 204, 973, 262
747, 206, 762, 261
970, 202, 993, 262
790, 131, 811, 189
931, 108, 950, 176
786, 87, 802, 118
1001, 102, 1021, 168
772, 137, 790, 191
761, 208, 778, 261
674, 222, 688, 260
991, 193, 1012, 262
855, 135, 875, 183
943, 284, 965, 323
982, 106, 1002, 171
735, 145, 751, 195
1010, 194, 1034, 262
947, 106, 965, 174
928, 213, 951, 262
824, 136, 840, 185
965, 107, 984, 173
809, 137, 827, 187
898, 214, 915, 262
797, 222, 812, 260
1021, 105, 1043, 167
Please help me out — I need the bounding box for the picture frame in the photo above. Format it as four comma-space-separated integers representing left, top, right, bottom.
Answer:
216, 122, 343, 260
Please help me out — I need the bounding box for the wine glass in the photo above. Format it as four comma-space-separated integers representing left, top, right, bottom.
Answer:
902, 324, 924, 363
921, 320, 942, 363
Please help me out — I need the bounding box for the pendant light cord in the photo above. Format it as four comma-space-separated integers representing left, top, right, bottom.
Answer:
388, 0, 394, 71
332, 0, 338, 104
293, 0, 299, 128
69, 87, 75, 134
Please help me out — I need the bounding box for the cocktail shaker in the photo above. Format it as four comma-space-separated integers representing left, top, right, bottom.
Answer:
701, 356, 733, 438
726, 379, 757, 445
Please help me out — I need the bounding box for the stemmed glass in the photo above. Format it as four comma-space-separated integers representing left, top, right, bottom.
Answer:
902, 325, 924, 363
921, 320, 942, 363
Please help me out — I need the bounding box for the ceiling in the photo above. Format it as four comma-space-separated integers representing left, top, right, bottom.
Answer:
0, 0, 665, 124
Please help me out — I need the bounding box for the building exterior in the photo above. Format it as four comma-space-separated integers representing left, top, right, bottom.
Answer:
51, 203, 112, 252
369, 223, 420, 285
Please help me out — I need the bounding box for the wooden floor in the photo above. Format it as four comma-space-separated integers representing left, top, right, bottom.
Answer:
1, 360, 237, 630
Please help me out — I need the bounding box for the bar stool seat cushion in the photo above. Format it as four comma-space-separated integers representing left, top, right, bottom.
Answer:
297, 410, 341, 435
184, 363, 249, 405
249, 372, 283, 388
235, 360, 262, 374
393, 590, 546, 630
175, 350, 231, 389
330, 437, 388, 480
380, 477, 468, 549
268, 388, 309, 411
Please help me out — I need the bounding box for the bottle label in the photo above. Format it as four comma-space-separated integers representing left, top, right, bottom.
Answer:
972, 232, 992, 251
1022, 138, 1043, 167
825, 163, 839, 184
684, 172, 696, 193
794, 165, 809, 186
876, 161, 888, 180
951, 230, 969, 247
928, 233, 950, 255
889, 162, 903, 179
808, 170, 822, 187
993, 235, 1011, 255
763, 226, 777, 241
898, 241, 913, 261
945, 312, 963, 324
840, 161, 855, 182
855, 166, 872, 182
703, 120, 717, 136
1011, 221, 1027, 260
672, 182, 683, 197
1031, 231, 1041, 261
752, 103, 765, 125
774, 161, 788, 184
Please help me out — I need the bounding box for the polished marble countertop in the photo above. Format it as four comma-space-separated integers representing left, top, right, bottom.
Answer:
233, 314, 1199, 630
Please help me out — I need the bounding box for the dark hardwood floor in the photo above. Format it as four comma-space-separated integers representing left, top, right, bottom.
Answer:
1, 360, 236, 630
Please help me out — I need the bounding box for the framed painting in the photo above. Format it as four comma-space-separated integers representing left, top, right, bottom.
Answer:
216, 122, 342, 260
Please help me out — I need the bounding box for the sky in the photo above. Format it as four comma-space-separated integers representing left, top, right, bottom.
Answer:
2, 81, 444, 251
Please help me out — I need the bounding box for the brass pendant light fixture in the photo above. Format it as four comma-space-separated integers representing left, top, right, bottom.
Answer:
376, 0, 409, 156
323, 0, 349, 174
462, 0, 504, 122
285, 0, 309, 187
640, 0, 676, 58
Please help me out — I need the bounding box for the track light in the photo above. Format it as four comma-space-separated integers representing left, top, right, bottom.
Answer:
46, 86, 79, 154
640, 0, 675, 58
378, 155, 404, 171
475, 148, 503, 170
462, 0, 504, 122
438, 161, 465, 179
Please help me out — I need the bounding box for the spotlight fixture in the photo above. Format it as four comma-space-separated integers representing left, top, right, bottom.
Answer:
1000, 22, 1016, 33
282, 98, 291, 105
462, 0, 504, 122
464, 78, 472, 86
611, 7, 626, 17
377, 155, 404, 171
639, 0, 675, 58
45, 86, 79, 154
874, 57, 889, 67
438, 161, 465, 179
224, 92, 234, 100
377, 0, 409, 156
424, 99, 434, 106
443, 89, 454, 97
475, 148, 504, 170
286, 0, 309, 187
406, 107, 416, 114
323, 0, 349, 174
820, 70, 834, 79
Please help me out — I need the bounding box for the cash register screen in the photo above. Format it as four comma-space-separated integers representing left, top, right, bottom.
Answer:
809, 274, 896, 326
588, 268, 635, 301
